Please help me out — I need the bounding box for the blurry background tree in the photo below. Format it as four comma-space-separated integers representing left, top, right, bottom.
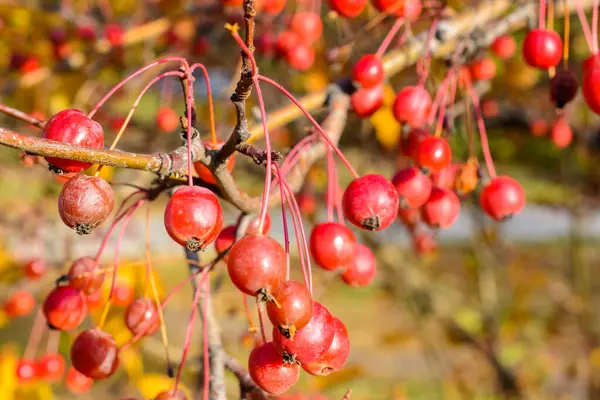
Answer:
0, 0, 600, 399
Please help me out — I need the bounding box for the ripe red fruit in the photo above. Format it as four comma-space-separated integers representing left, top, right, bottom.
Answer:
125, 297, 160, 337
551, 117, 573, 148
59, 175, 114, 235
157, 107, 179, 132
164, 186, 224, 252
38, 353, 66, 382
227, 234, 286, 296
413, 231, 436, 255
522, 29, 563, 69
16, 359, 38, 383
397, 207, 420, 227
392, 167, 432, 209
262, 0, 287, 15
329, 0, 367, 18
352, 54, 384, 88
20, 57, 40, 74
276, 31, 301, 57
24, 258, 46, 280
480, 176, 525, 221
193, 37, 210, 57
104, 24, 123, 46
469, 58, 497, 81
194, 140, 236, 185
310, 222, 356, 271
71, 328, 120, 379
583, 54, 600, 76
297, 191, 317, 216
215, 225, 236, 258
421, 187, 460, 229
351, 84, 385, 117
85, 290, 104, 310
4, 290, 35, 318
286, 44, 315, 71
400, 128, 430, 160
490, 35, 517, 59
431, 163, 459, 190
256, 32, 277, 57
415, 136, 452, 172
341, 243, 376, 287
583, 65, 600, 115
392, 85, 432, 128
154, 389, 188, 400
246, 213, 272, 235
290, 12, 323, 45
267, 280, 313, 337
249, 342, 300, 395
302, 317, 350, 376
273, 301, 335, 364
370, 0, 422, 21
68, 256, 104, 294
550, 69, 579, 108
530, 119, 549, 137
111, 283, 135, 307
65, 367, 93, 393
342, 174, 399, 231
41, 109, 104, 172
43, 286, 87, 330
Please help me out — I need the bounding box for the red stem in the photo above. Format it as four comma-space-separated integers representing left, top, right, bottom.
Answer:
257, 75, 359, 179
87, 57, 190, 119
326, 147, 334, 222
274, 164, 291, 280
185, 72, 194, 187
375, 18, 405, 58
539, 0, 547, 29
190, 63, 218, 147
463, 77, 497, 179
574, 0, 595, 51
24, 310, 46, 360
593, 0, 598, 53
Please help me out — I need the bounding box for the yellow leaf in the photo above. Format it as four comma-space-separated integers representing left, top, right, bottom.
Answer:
120, 347, 144, 378
136, 373, 192, 399
383, 84, 396, 107
454, 307, 482, 336
0, 345, 19, 399
370, 107, 401, 151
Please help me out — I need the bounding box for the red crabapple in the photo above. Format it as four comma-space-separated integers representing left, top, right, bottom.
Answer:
249, 342, 300, 395
71, 328, 120, 379
342, 174, 399, 231
43, 286, 87, 330
267, 280, 313, 338
341, 243, 376, 287
302, 317, 350, 376
309, 222, 356, 271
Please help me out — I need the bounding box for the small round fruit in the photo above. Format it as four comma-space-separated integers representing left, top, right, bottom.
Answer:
272, 301, 335, 364
342, 174, 399, 231
68, 256, 104, 295
37, 353, 66, 382
125, 297, 160, 337
286, 44, 315, 71
248, 342, 300, 395
329, 0, 367, 18
58, 175, 114, 235
400, 128, 430, 160
16, 359, 38, 383
157, 107, 179, 132
421, 188, 460, 229
352, 54, 384, 89
262, 0, 287, 15
43, 286, 87, 330
290, 12, 323, 45
41, 109, 104, 173
583, 54, 600, 76
415, 136, 452, 172
104, 24, 123, 46
522, 29, 563, 69
583, 65, 600, 115
469, 58, 497, 81
193, 140, 235, 185
392, 85, 432, 128
310, 222, 356, 271
65, 367, 93, 394
341, 243, 376, 287
24, 258, 46, 280
397, 207, 420, 227
392, 167, 432, 209
267, 280, 313, 337
551, 117, 573, 148
71, 328, 120, 379
490, 35, 517, 59
302, 317, 350, 376
4, 290, 35, 318
370, 0, 422, 21
164, 186, 224, 252
413, 231, 436, 255
154, 389, 188, 400
351, 84, 385, 117
215, 225, 236, 258
550, 69, 579, 108
480, 176, 525, 221
431, 163, 459, 190
111, 283, 135, 307
276, 31, 301, 57
227, 234, 286, 296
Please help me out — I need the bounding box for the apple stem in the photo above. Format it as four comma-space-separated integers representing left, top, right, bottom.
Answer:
463, 76, 497, 179
417, 18, 438, 87
539, 0, 547, 29
327, 147, 335, 222
191, 63, 218, 148
574, 0, 595, 52
24, 310, 46, 360
242, 294, 257, 332
375, 18, 404, 59
256, 297, 268, 344
274, 164, 291, 280
593, 0, 598, 54
563, 0, 570, 67
184, 70, 195, 187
